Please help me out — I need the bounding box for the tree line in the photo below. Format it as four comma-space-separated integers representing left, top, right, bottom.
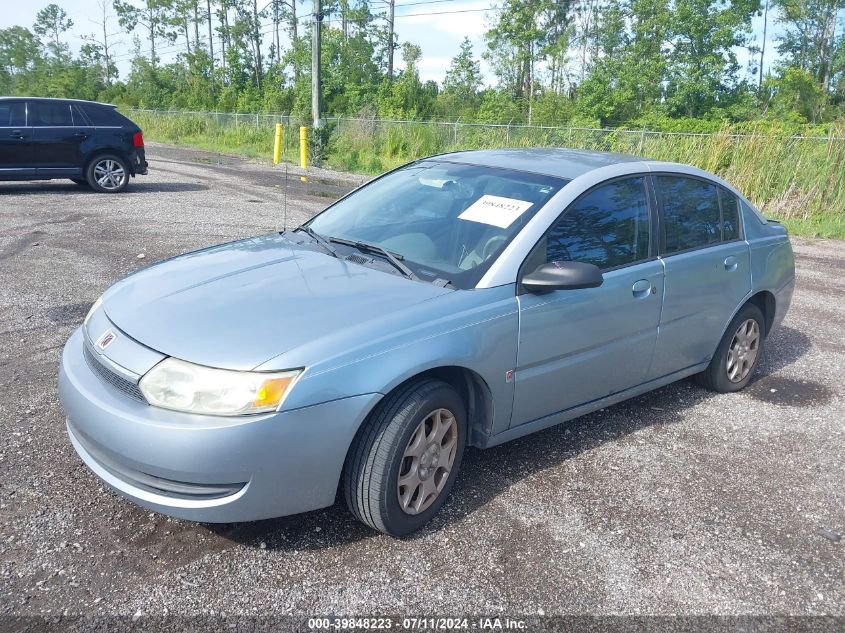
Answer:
1, 0, 844, 128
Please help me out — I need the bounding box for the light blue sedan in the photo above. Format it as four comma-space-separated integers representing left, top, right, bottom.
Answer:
59, 149, 795, 536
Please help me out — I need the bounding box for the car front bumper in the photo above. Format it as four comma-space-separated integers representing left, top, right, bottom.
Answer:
59, 328, 380, 522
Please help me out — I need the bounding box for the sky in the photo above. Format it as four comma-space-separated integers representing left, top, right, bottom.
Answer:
1, 0, 784, 87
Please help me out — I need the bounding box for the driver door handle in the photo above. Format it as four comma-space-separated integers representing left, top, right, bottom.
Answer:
9, 129, 24, 139
632, 279, 653, 298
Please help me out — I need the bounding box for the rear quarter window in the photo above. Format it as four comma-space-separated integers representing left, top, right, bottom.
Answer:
741, 198, 769, 225
719, 189, 742, 241
81, 105, 127, 126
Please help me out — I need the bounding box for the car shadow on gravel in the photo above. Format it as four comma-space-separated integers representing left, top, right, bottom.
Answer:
204, 325, 812, 548
0, 182, 208, 194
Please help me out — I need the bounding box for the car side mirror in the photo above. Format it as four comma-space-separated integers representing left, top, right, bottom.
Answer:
521, 261, 604, 293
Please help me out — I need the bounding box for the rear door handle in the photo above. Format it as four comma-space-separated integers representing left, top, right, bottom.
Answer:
724, 256, 738, 272
632, 279, 653, 298
74, 131, 88, 139
9, 129, 24, 139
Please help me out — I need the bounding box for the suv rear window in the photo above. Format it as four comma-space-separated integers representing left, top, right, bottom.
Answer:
81, 105, 126, 126
28, 102, 73, 126
0, 102, 26, 127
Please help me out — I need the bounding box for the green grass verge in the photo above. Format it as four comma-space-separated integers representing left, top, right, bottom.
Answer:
133, 111, 845, 239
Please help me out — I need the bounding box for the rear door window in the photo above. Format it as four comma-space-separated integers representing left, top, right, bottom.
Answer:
71, 104, 92, 126
0, 101, 26, 127
28, 102, 74, 127
657, 176, 722, 254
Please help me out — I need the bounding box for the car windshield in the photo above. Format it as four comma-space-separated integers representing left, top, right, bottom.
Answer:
306, 160, 568, 289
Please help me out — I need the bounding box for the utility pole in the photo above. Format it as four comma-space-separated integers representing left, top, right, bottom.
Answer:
253, 0, 263, 89
312, 0, 322, 130
289, 0, 299, 80
206, 0, 214, 81
758, 0, 769, 89
386, 0, 395, 80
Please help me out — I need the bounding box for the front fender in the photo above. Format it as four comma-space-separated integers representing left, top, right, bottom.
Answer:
265, 285, 520, 436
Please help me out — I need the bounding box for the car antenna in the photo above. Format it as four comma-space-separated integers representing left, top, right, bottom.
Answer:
283, 162, 289, 232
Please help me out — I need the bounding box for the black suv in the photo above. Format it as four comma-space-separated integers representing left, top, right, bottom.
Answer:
0, 97, 147, 193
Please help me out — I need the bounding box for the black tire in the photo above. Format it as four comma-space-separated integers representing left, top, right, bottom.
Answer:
70, 178, 88, 186
696, 303, 766, 393
85, 154, 130, 193
343, 379, 467, 537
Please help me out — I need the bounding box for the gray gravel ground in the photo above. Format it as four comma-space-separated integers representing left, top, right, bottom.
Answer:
0, 144, 843, 624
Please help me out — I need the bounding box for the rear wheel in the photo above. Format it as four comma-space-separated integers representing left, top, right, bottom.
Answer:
696, 303, 765, 392
86, 154, 129, 193
343, 379, 466, 536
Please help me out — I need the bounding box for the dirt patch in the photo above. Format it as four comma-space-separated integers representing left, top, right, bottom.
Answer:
45, 302, 90, 326
747, 375, 834, 406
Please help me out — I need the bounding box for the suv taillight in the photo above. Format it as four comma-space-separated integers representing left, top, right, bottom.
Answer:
132, 131, 144, 148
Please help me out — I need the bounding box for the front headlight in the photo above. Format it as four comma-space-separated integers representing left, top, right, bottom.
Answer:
139, 358, 301, 416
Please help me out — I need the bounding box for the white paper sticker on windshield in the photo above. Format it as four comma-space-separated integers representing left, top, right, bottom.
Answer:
458, 195, 534, 229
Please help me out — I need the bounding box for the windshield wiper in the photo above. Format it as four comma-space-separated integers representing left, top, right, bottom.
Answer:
328, 237, 419, 281
294, 226, 339, 258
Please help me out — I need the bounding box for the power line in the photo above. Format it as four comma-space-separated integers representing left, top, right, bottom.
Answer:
106, 2, 503, 64
377, 0, 474, 6
396, 5, 501, 17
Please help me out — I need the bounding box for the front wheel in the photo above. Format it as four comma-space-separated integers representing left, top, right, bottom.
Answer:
86, 154, 129, 193
343, 379, 466, 537
696, 303, 765, 392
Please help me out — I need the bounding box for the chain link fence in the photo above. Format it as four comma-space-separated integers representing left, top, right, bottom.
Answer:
127, 108, 845, 143
125, 108, 845, 230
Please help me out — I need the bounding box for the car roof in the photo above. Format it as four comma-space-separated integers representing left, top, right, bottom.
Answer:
431, 147, 646, 180
0, 96, 117, 108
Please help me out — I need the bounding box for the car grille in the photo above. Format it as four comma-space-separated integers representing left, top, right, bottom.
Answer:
83, 343, 147, 403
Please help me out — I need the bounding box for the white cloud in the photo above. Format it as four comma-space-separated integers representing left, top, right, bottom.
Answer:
393, 1, 498, 85
415, 56, 454, 83
400, 4, 494, 39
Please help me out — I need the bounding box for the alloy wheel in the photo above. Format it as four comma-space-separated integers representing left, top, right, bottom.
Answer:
93, 159, 126, 191
726, 318, 760, 382
397, 408, 458, 515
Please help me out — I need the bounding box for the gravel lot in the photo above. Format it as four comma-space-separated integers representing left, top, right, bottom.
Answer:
0, 144, 843, 625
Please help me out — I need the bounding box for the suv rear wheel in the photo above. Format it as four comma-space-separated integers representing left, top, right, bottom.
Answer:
343, 379, 466, 536
86, 154, 129, 193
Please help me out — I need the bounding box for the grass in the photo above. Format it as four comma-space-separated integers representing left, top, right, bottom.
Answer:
131, 110, 845, 239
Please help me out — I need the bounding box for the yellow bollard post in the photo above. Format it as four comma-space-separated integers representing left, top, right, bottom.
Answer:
299, 126, 308, 182
273, 123, 283, 165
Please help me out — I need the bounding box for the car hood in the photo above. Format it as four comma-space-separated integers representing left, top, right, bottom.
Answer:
101, 234, 453, 370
